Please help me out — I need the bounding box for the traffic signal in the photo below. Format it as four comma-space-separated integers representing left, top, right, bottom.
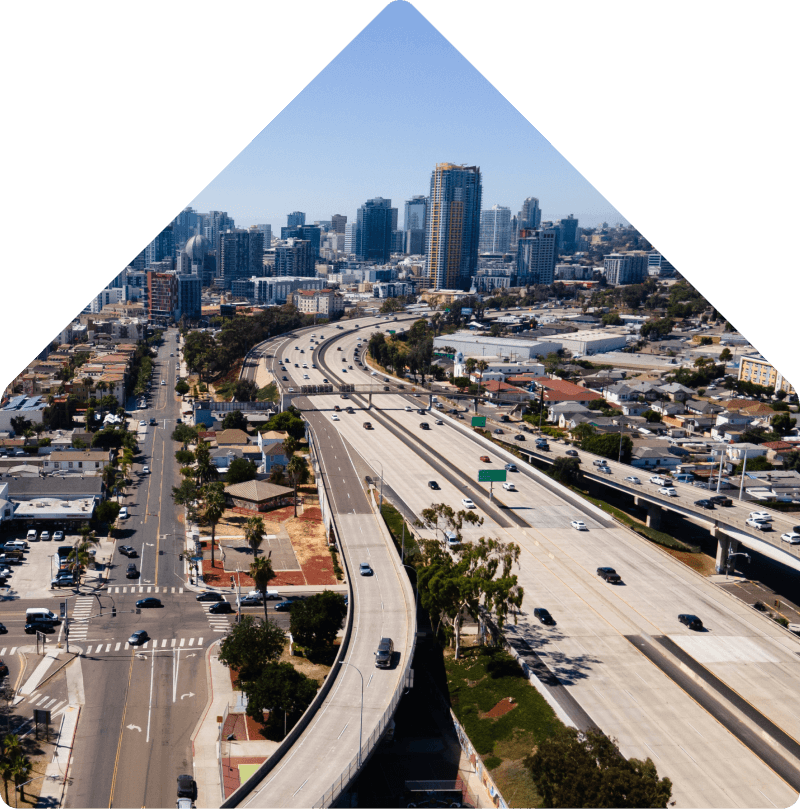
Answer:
111, 607, 116, 618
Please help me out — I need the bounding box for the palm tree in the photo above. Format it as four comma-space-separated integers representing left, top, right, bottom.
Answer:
0, 733, 20, 805
282, 436, 298, 459
464, 357, 477, 379
202, 482, 226, 569
476, 359, 489, 391
249, 556, 276, 624
10, 749, 31, 803
194, 440, 219, 485
287, 455, 307, 518
244, 515, 265, 557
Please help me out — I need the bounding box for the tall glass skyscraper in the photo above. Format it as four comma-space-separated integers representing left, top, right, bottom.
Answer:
479, 205, 511, 253
424, 163, 482, 290
355, 197, 395, 264
287, 211, 306, 228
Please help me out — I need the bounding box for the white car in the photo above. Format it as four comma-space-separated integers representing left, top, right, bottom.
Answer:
160, 380, 166, 385
746, 517, 770, 531
748, 511, 772, 522
303, 375, 310, 380
461, 498, 476, 510
780, 532, 800, 545
649, 475, 669, 486
331, 414, 340, 421
405, 406, 412, 411
139, 420, 147, 427
597, 464, 612, 474
502, 482, 516, 491
53, 531, 64, 542
659, 487, 678, 497
119, 507, 129, 519
571, 520, 587, 531
288, 388, 294, 392
624, 476, 641, 485
142, 466, 150, 474
371, 371, 377, 376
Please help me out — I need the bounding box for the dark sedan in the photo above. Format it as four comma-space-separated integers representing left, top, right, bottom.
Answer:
274, 597, 303, 612
136, 597, 162, 609
694, 499, 715, 510
208, 601, 233, 614
533, 608, 556, 626
196, 591, 224, 602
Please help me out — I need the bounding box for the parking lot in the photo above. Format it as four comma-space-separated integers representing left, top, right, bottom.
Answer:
1, 526, 113, 601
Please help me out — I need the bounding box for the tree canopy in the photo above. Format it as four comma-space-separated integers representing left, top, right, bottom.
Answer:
227, 457, 258, 484
218, 614, 286, 685
289, 590, 347, 661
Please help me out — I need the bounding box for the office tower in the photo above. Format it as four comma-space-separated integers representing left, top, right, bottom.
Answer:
424, 163, 482, 290
145, 225, 175, 268
344, 223, 358, 255
405, 229, 425, 255
647, 249, 675, 277
287, 211, 306, 228
331, 214, 347, 234
516, 228, 557, 286
256, 224, 272, 246
518, 197, 541, 229
172, 207, 201, 247
391, 230, 406, 254
559, 215, 579, 253
201, 211, 234, 247
280, 225, 321, 257
479, 205, 511, 253
248, 227, 265, 275
355, 197, 395, 264
177, 274, 202, 319
404, 195, 428, 231
274, 239, 315, 277
217, 229, 261, 288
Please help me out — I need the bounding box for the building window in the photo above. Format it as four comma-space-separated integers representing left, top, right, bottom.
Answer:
68, 462, 73, 468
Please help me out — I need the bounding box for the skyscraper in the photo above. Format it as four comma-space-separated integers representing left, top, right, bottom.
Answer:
145, 225, 175, 268
559, 215, 579, 253
424, 163, 482, 290
518, 197, 541, 230
516, 228, 557, 286
331, 214, 347, 234
274, 239, 315, 277
255, 224, 272, 246
344, 222, 358, 255
201, 211, 234, 247
216, 229, 262, 288
404, 195, 428, 231
479, 205, 511, 253
355, 197, 395, 264
287, 211, 306, 228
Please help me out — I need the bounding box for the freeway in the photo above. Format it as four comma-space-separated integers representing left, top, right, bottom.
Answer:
266, 317, 800, 807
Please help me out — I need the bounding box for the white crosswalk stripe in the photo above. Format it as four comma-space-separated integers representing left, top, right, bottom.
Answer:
79, 637, 210, 653
0, 648, 5, 656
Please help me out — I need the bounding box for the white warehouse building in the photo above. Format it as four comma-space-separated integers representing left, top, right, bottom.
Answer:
547, 330, 629, 355
433, 333, 560, 360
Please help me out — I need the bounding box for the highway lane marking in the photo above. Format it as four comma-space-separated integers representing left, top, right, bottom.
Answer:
336, 722, 349, 740
292, 778, 309, 797
108, 647, 136, 807
145, 642, 156, 742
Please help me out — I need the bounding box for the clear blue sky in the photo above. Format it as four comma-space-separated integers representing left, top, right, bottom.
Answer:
189, 1, 628, 233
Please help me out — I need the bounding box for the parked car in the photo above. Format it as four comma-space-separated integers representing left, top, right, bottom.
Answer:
678, 614, 704, 631
359, 562, 373, 576
136, 598, 162, 609
597, 567, 622, 583
374, 637, 394, 668
53, 531, 64, 542
196, 591, 223, 602
119, 507, 129, 519
570, 520, 587, 531
461, 498, 476, 510
40, 531, 50, 541
533, 608, 556, 626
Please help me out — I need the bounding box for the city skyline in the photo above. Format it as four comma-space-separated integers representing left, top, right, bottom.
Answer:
186, 2, 629, 235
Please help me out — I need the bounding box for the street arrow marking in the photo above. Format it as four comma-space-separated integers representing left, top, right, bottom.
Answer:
180, 692, 195, 699
126, 724, 142, 732
146, 543, 155, 546
186, 653, 196, 658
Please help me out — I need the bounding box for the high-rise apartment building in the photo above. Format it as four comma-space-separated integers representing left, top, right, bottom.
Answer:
177, 274, 202, 320
344, 223, 358, 255
404, 195, 428, 231
145, 225, 175, 268
287, 211, 306, 228
479, 205, 512, 253
255, 224, 272, 246
405, 229, 425, 255
172, 207, 201, 247
280, 225, 321, 257
603, 251, 648, 285
424, 163, 482, 290
201, 211, 234, 247
355, 197, 395, 264
559, 215, 579, 253
216, 229, 262, 288
146, 272, 178, 325
516, 228, 557, 286
331, 214, 347, 234
274, 239, 315, 277
518, 197, 541, 229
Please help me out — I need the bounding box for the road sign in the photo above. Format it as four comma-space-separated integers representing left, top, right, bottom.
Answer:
471, 416, 486, 427
478, 469, 507, 482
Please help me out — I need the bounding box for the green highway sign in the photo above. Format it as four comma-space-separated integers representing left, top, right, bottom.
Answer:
478, 469, 507, 482
471, 416, 486, 427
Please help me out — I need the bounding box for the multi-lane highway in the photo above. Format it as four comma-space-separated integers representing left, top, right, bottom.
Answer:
256, 314, 800, 807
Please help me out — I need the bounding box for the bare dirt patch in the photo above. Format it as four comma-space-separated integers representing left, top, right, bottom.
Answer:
662, 547, 717, 576
482, 697, 519, 719
285, 516, 328, 567
198, 510, 282, 538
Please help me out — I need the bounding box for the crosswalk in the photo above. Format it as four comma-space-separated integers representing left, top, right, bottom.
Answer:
14, 691, 68, 716
107, 586, 184, 594
0, 647, 18, 657
200, 603, 234, 633
84, 637, 206, 653
67, 596, 95, 640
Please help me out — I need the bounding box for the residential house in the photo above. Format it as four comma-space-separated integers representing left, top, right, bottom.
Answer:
482, 380, 531, 402
42, 449, 112, 474
726, 443, 769, 463
658, 382, 694, 401
225, 480, 294, 513
603, 382, 638, 405
762, 441, 797, 464
684, 399, 725, 417
630, 445, 683, 470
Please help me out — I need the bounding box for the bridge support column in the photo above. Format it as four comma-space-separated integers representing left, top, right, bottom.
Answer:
368, 391, 372, 409
646, 504, 662, 530
715, 536, 739, 574
429, 394, 433, 410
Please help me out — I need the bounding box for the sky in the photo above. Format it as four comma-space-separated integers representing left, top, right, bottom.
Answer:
188, 1, 628, 234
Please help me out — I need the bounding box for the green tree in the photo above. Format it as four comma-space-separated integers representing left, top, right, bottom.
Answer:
581, 432, 633, 463
200, 482, 226, 568
94, 500, 121, 525
226, 457, 257, 484
265, 408, 305, 440
249, 556, 277, 624
222, 410, 247, 431
193, 440, 219, 485
282, 436, 299, 459
245, 515, 266, 557
642, 409, 662, 423
414, 503, 484, 545
771, 412, 797, 436
268, 465, 286, 485
242, 661, 318, 741
9, 748, 32, 804
734, 455, 773, 474
234, 379, 259, 402
218, 614, 286, 685
175, 380, 190, 395
719, 347, 733, 362
525, 725, 673, 808
172, 423, 199, 445
549, 456, 582, 486
175, 449, 195, 465
601, 311, 623, 326
289, 590, 348, 661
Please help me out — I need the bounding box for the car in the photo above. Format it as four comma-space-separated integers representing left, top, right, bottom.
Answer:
39, 530, 50, 541
493, 428, 504, 435
624, 476, 641, 484
428, 481, 440, 490
533, 608, 556, 626
709, 495, 732, 507
274, 596, 304, 611
570, 520, 587, 530
142, 466, 150, 474
348, 365, 354, 370
128, 630, 149, 646
405, 405, 412, 411
288, 388, 294, 393
359, 562, 373, 576
0, 624, 6, 635
294, 363, 299, 367
5, 540, 28, 551
341, 394, 349, 400
161, 380, 166, 385
659, 487, 678, 497
196, 591, 224, 602
746, 518, 771, 531
118, 506, 129, 520
119, 545, 137, 558
780, 532, 800, 545
282, 376, 288, 381
479, 456, 491, 463
371, 371, 377, 376
419, 422, 430, 430
126, 563, 139, 579
592, 459, 606, 467
136, 597, 162, 608
303, 375, 310, 380
565, 449, 579, 457
374, 637, 394, 668
53, 531, 64, 542
0, 658, 7, 678
502, 482, 516, 491
51, 576, 74, 588
322, 378, 329, 383
748, 511, 773, 522
139, 420, 147, 427
597, 567, 622, 583
341, 369, 347, 373
417, 408, 426, 416
678, 614, 704, 631
345, 407, 355, 414
209, 601, 233, 614
461, 498, 476, 510
694, 499, 715, 509
649, 475, 670, 486
435, 419, 444, 426
25, 623, 55, 634
331, 414, 340, 421
505, 464, 518, 472
239, 594, 264, 607
149, 418, 156, 426
597, 464, 612, 474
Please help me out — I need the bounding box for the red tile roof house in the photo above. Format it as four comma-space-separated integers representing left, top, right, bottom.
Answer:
762, 441, 796, 463
532, 377, 603, 419
481, 380, 531, 402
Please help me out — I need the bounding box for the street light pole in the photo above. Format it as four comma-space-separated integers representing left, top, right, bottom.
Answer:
339, 661, 364, 767
738, 450, 748, 501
